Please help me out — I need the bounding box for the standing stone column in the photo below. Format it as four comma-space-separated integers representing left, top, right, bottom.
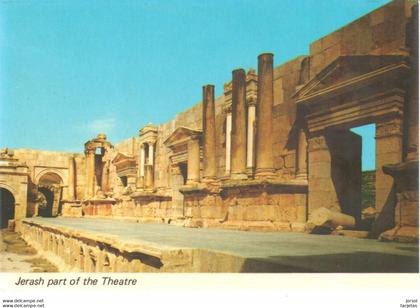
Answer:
246, 100, 256, 169
101, 160, 110, 192
171, 163, 185, 217
203, 84, 217, 180
145, 142, 155, 189
67, 155, 76, 200
406, 4, 419, 162
255, 53, 275, 178
187, 136, 200, 185
231, 69, 247, 179
225, 109, 232, 174
148, 142, 154, 166
296, 128, 308, 179
375, 119, 403, 212
137, 144, 145, 188
85, 150, 95, 197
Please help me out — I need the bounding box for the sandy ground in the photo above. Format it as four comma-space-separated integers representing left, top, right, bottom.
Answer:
0, 230, 57, 272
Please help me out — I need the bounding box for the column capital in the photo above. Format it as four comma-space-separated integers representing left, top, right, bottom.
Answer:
376, 119, 403, 139
247, 95, 257, 106
170, 163, 182, 175
223, 103, 232, 114
308, 135, 328, 152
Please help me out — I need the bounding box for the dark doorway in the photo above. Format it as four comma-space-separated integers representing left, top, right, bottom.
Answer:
179, 162, 188, 185
38, 187, 54, 217
326, 130, 362, 223
0, 188, 15, 228
350, 124, 376, 211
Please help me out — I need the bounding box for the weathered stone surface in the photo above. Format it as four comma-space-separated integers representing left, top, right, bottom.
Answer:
307, 207, 356, 231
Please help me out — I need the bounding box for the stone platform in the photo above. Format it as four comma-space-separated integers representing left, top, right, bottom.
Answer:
18, 217, 419, 273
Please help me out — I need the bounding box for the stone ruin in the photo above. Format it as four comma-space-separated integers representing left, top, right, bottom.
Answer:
1, 0, 418, 244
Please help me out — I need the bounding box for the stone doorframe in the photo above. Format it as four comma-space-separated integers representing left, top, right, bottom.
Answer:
295, 55, 410, 222
164, 126, 203, 186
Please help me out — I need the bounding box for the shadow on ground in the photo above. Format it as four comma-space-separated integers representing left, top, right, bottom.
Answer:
240, 251, 419, 273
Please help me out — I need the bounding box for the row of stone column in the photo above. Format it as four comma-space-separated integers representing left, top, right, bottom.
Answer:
200, 53, 276, 182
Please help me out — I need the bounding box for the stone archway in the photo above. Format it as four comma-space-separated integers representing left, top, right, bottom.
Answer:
0, 188, 15, 228
37, 172, 63, 217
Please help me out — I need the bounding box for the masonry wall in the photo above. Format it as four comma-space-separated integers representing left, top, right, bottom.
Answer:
309, 0, 413, 79
13, 149, 86, 200
6, 1, 416, 235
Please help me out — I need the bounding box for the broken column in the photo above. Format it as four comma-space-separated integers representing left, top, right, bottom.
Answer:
255, 53, 275, 178
187, 136, 200, 185
231, 69, 247, 179
202, 84, 217, 180
307, 207, 356, 231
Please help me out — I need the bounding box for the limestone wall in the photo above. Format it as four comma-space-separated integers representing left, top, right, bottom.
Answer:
5, 1, 416, 236
309, 0, 413, 78
13, 149, 86, 200
103, 0, 416, 230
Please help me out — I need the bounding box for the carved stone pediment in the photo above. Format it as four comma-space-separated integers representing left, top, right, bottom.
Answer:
139, 123, 158, 144
164, 127, 202, 165
163, 127, 202, 150
112, 152, 137, 177
295, 55, 410, 105
295, 55, 410, 133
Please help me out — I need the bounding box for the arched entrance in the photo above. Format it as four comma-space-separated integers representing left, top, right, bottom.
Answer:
0, 188, 15, 228
37, 172, 63, 217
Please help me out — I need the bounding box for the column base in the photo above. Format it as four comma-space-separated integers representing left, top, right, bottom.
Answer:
202, 176, 217, 183
230, 172, 248, 180
186, 180, 200, 186
295, 172, 308, 180
255, 168, 276, 179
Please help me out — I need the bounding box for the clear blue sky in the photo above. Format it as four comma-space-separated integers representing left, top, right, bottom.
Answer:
0, 0, 388, 168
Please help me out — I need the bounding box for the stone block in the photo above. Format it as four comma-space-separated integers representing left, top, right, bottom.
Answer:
310, 39, 323, 55
273, 221, 291, 231
291, 222, 306, 232
370, 8, 385, 26
311, 53, 325, 70
310, 162, 331, 178
323, 44, 341, 63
